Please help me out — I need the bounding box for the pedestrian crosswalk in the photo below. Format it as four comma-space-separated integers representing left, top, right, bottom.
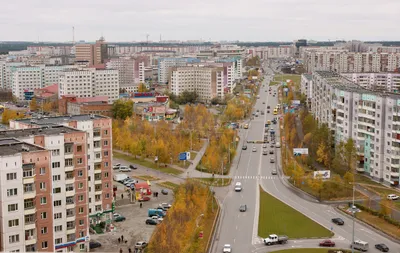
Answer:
253, 237, 264, 245
233, 175, 290, 180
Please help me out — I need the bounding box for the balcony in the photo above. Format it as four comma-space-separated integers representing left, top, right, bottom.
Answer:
66, 197, 75, 208
391, 171, 400, 177
22, 164, 36, 184
93, 129, 101, 140
23, 185, 36, 199
94, 153, 102, 163
25, 244, 36, 252
95, 185, 102, 194
24, 199, 36, 215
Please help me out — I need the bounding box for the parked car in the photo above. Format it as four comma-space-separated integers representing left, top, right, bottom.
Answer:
151, 216, 164, 222
129, 165, 138, 170
113, 214, 126, 222
89, 241, 102, 249
332, 218, 344, 225
134, 241, 148, 249
319, 239, 335, 247
138, 196, 151, 202
375, 243, 389, 252
159, 203, 172, 209
223, 244, 232, 253
242, 145, 248, 150
145, 218, 158, 225
387, 194, 399, 200
119, 166, 131, 172
161, 189, 169, 195
239, 204, 247, 212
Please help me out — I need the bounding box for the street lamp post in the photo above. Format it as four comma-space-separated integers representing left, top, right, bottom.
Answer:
351, 180, 356, 253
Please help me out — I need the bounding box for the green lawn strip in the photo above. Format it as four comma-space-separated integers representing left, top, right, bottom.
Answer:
113, 152, 183, 175
271, 249, 355, 253
258, 187, 332, 239
190, 152, 197, 160
134, 175, 160, 181
157, 181, 180, 190
192, 177, 232, 187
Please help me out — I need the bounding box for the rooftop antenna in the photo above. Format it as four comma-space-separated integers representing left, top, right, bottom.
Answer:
72, 26, 75, 44
146, 34, 149, 44
160, 34, 162, 42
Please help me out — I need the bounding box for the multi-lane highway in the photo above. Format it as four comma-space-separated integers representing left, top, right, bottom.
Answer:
213, 64, 400, 253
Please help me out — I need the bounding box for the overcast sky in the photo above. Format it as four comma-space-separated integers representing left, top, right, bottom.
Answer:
1, 0, 398, 42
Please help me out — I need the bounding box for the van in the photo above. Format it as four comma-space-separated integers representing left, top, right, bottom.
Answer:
244, 124, 249, 129
234, 182, 242, 192
351, 240, 369, 252
113, 174, 128, 182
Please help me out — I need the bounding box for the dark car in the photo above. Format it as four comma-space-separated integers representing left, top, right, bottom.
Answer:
239, 204, 247, 212
114, 216, 126, 222
129, 165, 137, 169
267, 110, 270, 113
145, 218, 158, 225
319, 240, 335, 247
375, 244, 389, 252
242, 145, 248, 150
138, 196, 151, 202
267, 106, 270, 109
269, 150, 274, 154
331, 218, 344, 225
89, 241, 102, 249
161, 189, 169, 195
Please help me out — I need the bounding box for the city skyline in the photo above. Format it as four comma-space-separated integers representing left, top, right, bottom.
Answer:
1, 0, 398, 42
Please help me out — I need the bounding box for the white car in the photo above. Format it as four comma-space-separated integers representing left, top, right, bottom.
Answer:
119, 166, 132, 172
151, 216, 164, 222
262, 144, 267, 148
252, 147, 257, 152
223, 244, 231, 253
387, 194, 399, 200
234, 182, 242, 192
275, 142, 281, 148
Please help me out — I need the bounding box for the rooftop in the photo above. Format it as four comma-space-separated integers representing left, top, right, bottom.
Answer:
13, 114, 109, 126
0, 139, 45, 156
0, 125, 82, 139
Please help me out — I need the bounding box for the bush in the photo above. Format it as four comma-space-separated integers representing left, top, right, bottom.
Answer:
354, 203, 400, 228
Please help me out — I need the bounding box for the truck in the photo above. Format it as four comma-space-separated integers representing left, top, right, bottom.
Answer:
263, 234, 288, 245
148, 208, 166, 217
113, 173, 128, 182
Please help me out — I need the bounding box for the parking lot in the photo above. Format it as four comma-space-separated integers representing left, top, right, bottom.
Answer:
90, 175, 174, 252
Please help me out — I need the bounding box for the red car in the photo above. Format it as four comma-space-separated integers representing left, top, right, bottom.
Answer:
319, 240, 335, 247
138, 196, 150, 202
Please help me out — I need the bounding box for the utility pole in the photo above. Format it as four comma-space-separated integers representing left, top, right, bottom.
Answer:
351, 175, 356, 253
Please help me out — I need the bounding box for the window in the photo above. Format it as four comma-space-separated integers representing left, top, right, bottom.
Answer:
42, 241, 48, 249
53, 200, 61, 207
7, 188, 18, 197
66, 184, 74, 191
7, 172, 17, 180
52, 149, 60, 156
80, 244, 85, 250
8, 204, 18, 212
65, 158, 73, 166
53, 175, 61, 181
78, 182, 83, 189
77, 158, 83, 164
54, 212, 62, 219
104, 140, 109, 146
8, 219, 19, 227
104, 172, 109, 178
104, 151, 109, 157
77, 145, 82, 152
41, 212, 47, 219
104, 130, 108, 135
40, 167, 46, 175
41, 227, 48, 234
52, 162, 60, 168
78, 170, 83, 177
104, 162, 109, 167
39, 182, 46, 190
79, 207, 84, 214
78, 195, 84, 202
105, 193, 110, 199
55, 225, 63, 232
55, 238, 63, 244
79, 219, 84, 226
9, 234, 20, 243
40, 197, 47, 205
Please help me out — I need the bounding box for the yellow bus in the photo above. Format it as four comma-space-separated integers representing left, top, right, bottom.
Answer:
273, 108, 278, 115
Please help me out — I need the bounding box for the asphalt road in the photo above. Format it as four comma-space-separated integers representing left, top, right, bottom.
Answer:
212, 65, 400, 253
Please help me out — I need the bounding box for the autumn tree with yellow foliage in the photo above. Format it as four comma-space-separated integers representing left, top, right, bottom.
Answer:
2, 109, 25, 124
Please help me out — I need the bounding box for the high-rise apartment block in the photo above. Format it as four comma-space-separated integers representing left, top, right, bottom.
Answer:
158, 58, 200, 84
169, 65, 224, 102
106, 56, 148, 85
341, 73, 400, 93
75, 37, 108, 66
59, 68, 119, 103
308, 71, 400, 186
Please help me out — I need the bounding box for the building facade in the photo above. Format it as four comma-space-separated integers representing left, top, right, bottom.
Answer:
158, 58, 200, 84
341, 73, 400, 93
75, 37, 108, 66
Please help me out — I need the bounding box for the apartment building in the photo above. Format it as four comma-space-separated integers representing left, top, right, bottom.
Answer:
0, 61, 26, 90
309, 71, 400, 186
106, 58, 135, 85
59, 68, 119, 103
300, 74, 313, 108
341, 73, 400, 93
75, 37, 108, 66
169, 65, 224, 102
158, 57, 200, 84
0, 125, 92, 252
110, 43, 212, 56
197, 45, 246, 59
10, 115, 114, 223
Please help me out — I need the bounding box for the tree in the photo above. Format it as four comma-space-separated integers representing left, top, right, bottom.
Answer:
111, 99, 133, 120
343, 171, 354, 185
291, 165, 305, 186
30, 98, 38, 111
43, 102, 53, 112
316, 143, 330, 168
138, 83, 148, 92
307, 175, 324, 200
343, 138, 357, 172
379, 199, 393, 217
2, 109, 24, 124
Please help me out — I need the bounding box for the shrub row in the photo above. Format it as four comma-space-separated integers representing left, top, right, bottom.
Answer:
353, 203, 400, 228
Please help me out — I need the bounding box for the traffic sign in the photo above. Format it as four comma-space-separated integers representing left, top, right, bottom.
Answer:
179, 152, 190, 161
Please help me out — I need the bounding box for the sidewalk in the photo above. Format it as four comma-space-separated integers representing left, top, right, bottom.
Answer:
184, 139, 209, 178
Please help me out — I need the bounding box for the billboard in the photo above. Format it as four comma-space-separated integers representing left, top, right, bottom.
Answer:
293, 148, 308, 156
291, 100, 301, 106
154, 106, 166, 114
134, 92, 155, 98
313, 170, 331, 180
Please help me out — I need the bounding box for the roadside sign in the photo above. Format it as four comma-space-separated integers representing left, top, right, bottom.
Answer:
179, 152, 187, 161
293, 148, 308, 156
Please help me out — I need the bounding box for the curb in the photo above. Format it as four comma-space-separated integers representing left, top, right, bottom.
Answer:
335, 206, 400, 244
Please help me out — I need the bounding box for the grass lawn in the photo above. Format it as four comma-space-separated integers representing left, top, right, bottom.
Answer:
113, 152, 183, 175
157, 181, 180, 190
192, 177, 232, 187
134, 175, 160, 181
190, 152, 197, 160
258, 188, 332, 239
273, 74, 301, 86
271, 249, 354, 253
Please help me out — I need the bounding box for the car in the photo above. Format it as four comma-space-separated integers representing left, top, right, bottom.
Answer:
159, 203, 172, 209
257, 109, 260, 112
271, 169, 277, 175
234, 182, 242, 192
387, 194, 399, 200
114, 215, 126, 222
138, 196, 151, 202
375, 243, 389, 252
119, 166, 132, 172
113, 163, 121, 169
267, 106, 270, 109
156, 206, 167, 211
252, 147, 257, 152
124, 180, 136, 187
242, 145, 248, 150
262, 144, 267, 148
270, 158, 275, 163
275, 142, 281, 148
319, 239, 335, 247
223, 244, 232, 253
129, 164, 138, 169
161, 189, 169, 195
331, 218, 344, 225
239, 204, 247, 212
263, 102, 265, 104
89, 241, 102, 249
145, 218, 158, 225
151, 216, 164, 222
270, 144, 274, 148
269, 150, 274, 154
263, 149, 268, 155
135, 241, 148, 249
267, 110, 270, 113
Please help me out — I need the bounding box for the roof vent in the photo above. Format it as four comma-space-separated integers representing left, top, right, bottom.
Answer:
21, 144, 30, 152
